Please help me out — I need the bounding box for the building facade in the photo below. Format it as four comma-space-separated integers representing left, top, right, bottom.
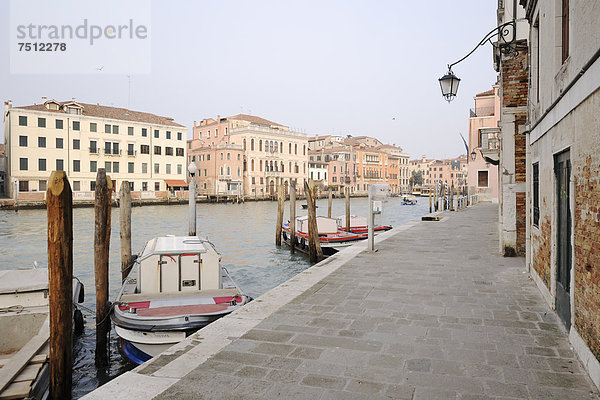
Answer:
189, 114, 308, 198
467, 86, 500, 203
3, 98, 187, 199
520, 0, 600, 389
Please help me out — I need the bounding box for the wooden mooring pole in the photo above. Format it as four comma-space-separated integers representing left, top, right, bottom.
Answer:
275, 182, 284, 246
429, 187, 432, 213
345, 187, 350, 232
120, 181, 132, 283
47, 171, 73, 400
94, 170, 111, 367
305, 180, 323, 263
327, 188, 332, 218
290, 182, 296, 254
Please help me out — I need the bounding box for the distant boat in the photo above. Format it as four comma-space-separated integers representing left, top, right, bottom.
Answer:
0, 267, 84, 400
281, 216, 365, 256
301, 204, 318, 209
111, 235, 251, 364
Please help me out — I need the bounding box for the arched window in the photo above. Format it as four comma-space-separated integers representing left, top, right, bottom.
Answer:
294, 144, 297, 155
251, 159, 254, 171
259, 140, 262, 152
237, 167, 241, 176
288, 143, 292, 153
227, 166, 230, 175
280, 142, 283, 153
260, 160, 263, 171
289, 162, 292, 172
303, 145, 306, 155
251, 138, 254, 151
281, 162, 284, 172
243, 138, 247, 150
220, 166, 223, 175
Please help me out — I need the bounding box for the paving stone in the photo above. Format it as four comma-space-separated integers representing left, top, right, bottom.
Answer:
300, 374, 346, 390
250, 342, 295, 357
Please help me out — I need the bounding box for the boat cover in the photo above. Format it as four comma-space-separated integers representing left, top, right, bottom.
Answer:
0, 269, 48, 294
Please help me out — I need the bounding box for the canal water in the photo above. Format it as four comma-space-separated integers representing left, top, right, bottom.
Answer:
0, 196, 429, 398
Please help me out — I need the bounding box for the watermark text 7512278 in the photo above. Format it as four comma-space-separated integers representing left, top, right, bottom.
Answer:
18, 43, 67, 51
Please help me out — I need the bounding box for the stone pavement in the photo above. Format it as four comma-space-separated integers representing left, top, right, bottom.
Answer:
149, 204, 600, 399
85, 204, 600, 399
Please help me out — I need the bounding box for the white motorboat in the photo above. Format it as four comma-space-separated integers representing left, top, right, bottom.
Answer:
0, 268, 84, 400
111, 235, 251, 364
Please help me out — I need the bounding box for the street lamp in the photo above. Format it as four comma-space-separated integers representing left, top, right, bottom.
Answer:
439, 69, 461, 103
187, 161, 198, 177
470, 150, 477, 161
439, 19, 522, 102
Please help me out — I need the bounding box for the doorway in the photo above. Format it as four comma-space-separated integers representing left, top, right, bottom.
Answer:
555, 150, 571, 329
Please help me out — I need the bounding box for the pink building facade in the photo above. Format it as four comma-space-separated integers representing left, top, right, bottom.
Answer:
467, 85, 500, 202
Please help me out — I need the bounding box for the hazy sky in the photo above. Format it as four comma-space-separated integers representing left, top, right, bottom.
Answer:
1, 0, 498, 160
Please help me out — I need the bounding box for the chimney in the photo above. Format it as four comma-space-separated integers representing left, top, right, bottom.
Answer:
193, 120, 196, 128
216, 115, 221, 123
72, 97, 76, 102
5, 100, 12, 113
42, 96, 47, 103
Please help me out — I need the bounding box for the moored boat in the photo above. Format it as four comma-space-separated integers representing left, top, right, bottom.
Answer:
111, 235, 251, 364
281, 216, 366, 256
336, 215, 393, 234
0, 268, 84, 400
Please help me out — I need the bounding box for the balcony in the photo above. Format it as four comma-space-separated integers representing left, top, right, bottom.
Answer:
478, 128, 500, 163
127, 150, 137, 157
265, 170, 282, 177
218, 175, 232, 181
104, 149, 122, 156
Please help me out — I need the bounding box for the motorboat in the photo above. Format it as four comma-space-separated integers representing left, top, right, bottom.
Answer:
111, 235, 251, 365
336, 215, 392, 234
281, 216, 366, 256
0, 267, 84, 400
402, 195, 418, 205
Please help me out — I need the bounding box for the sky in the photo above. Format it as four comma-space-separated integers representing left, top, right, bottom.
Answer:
0, 0, 499, 160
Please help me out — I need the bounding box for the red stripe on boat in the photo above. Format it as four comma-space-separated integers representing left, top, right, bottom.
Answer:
136, 304, 228, 317
119, 301, 151, 311
213, 296, 242, 304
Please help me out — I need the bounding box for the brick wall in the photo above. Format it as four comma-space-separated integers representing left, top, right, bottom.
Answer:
501, 48, 528, 108
574, 155, 600, 360
532, 216, 552, 290
516, 192, 526, 256
514, 121, 527, 183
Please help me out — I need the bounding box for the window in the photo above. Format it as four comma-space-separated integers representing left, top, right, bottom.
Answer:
533, 163, 539, 227
206, 154, 210, 161
220, 153, 223, 160
154, 163, 159, 173
166, 164, 171, 174
177, 132, 182, 140
38, 137, 46, 148
18, 180, 29, 191
140, 144, 149, 154
90, 181, 96, 191
56, 119, 63, 129
90, 161, 97, 172
154, 146, 161, 155
56, 138, 64, 149
251, 139, 254, 151
19, 116, 27, 126
142, 163, 147, 173
113, 162, 119, 173
127, 143, 134, 156
294, 144, 297, 154
90, 122, 97, 132
176, 148, 184, 156
237, 154, 240, 160
154, 129, 159, 138
56, 159, 64, 171
252, 177, 256, 184
166, 131, 171, 139
113, 142, 119, 155
105, 124, 111, 134
227, 153, 230, 160
142, 182, 148, 191
165, 147, 173, 156
477, 171, 489, 188
38, 117, 46, 128
90, 140, 98, 154
128, 126, 134, 136
220, 166, 223, 175
39, 180, 46, 191
19, 136, 27, 146
204, 169, 207, 176
73, 160, 80, 172
113, 125, 119, 134
237, 167, 241, 176
177, 164, 182, 174
251, 159, 254, 171
73, 121, 80, 131
562, 0, 569, 63
38, 158, 46, 171
155, 182, 160, 191
129, 182, 134, 191
142, 128, 147, 137
73, 139, 80, 150
215, 128, 218, 137
259, 140, 262, 151
105, 161, 111, 173
73, 181, 80, 191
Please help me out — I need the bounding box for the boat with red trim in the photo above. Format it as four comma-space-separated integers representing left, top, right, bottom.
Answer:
111, 235, 251, 364
281, 216, 366, 256
336, 215, 393, 234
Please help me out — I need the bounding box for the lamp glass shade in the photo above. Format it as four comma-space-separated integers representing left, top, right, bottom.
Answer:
187, 161, 198, 175
470, 150, 477, 161
439, 71, 461, 102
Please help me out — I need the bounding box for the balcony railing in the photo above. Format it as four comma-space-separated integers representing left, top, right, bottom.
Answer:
104, 149, 122, 156
127, 150, 137, 156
